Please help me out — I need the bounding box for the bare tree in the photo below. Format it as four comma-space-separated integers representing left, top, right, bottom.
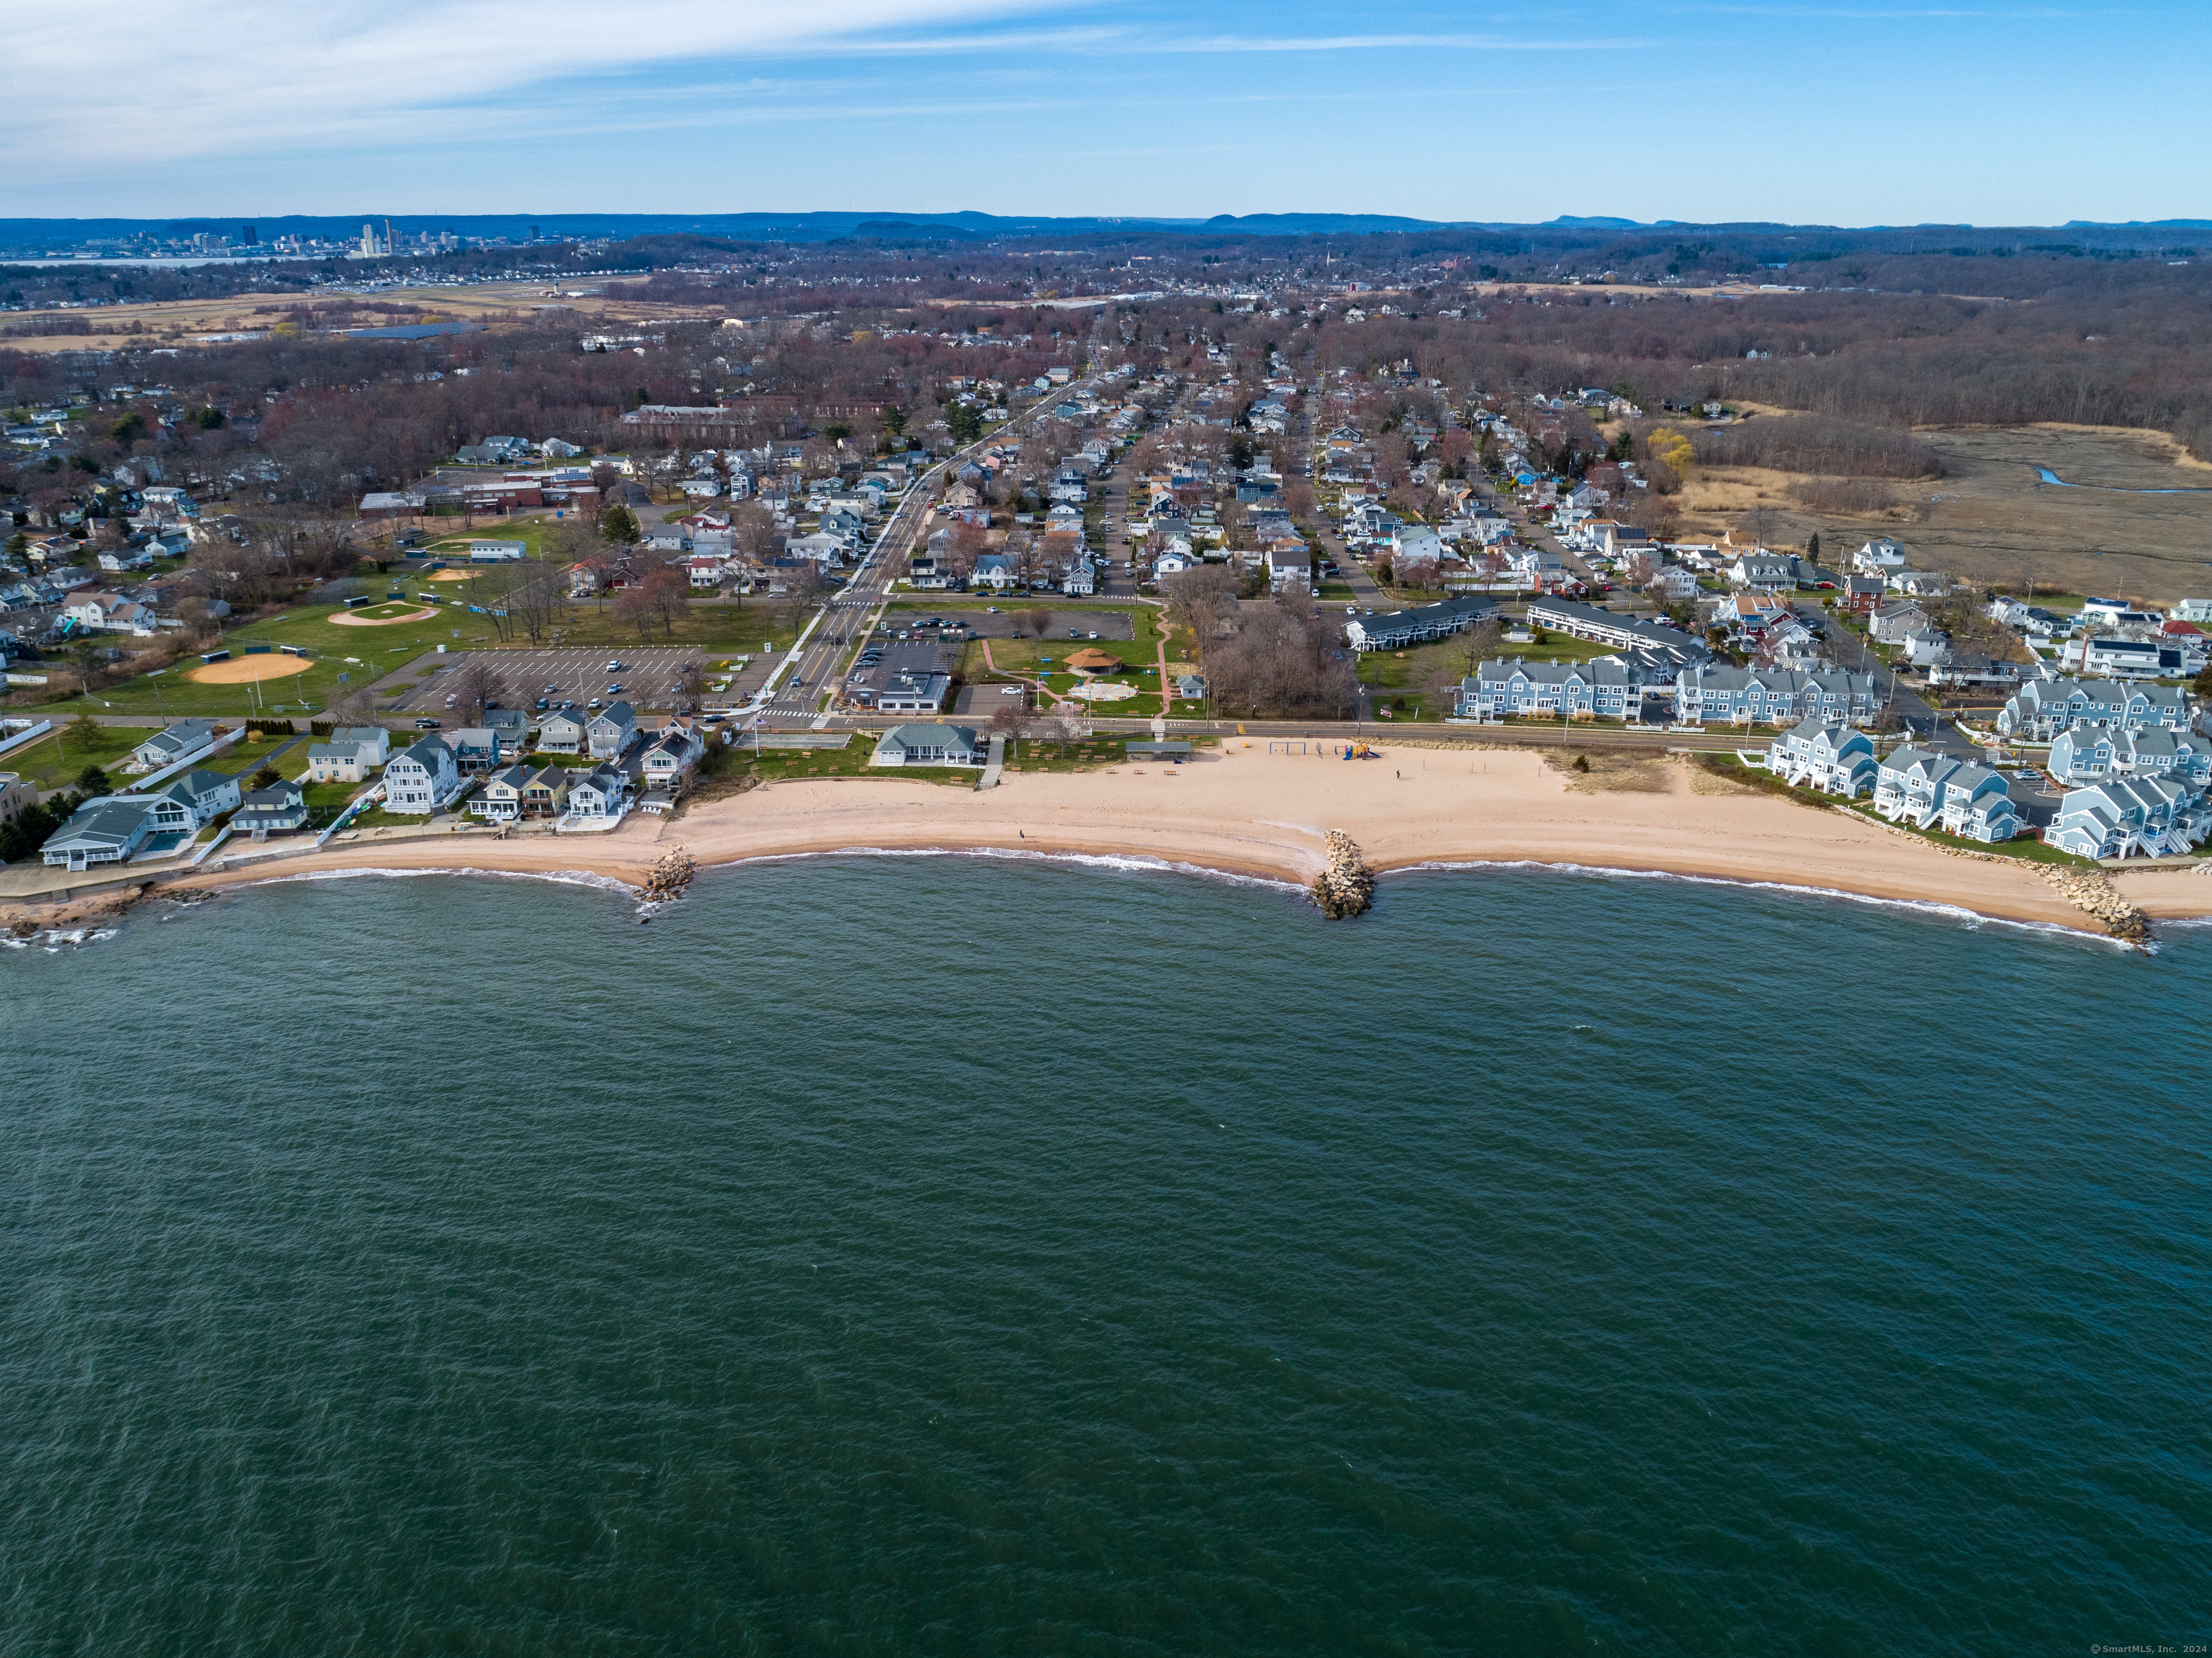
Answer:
613, 585, 657, 644
642, 567, 689, 638
673, 660, 705, 711
451, 655, 497, 725
1024, 603, 1054, 639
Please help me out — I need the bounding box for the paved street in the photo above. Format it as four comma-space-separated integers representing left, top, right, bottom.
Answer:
751, 373, 1116, 727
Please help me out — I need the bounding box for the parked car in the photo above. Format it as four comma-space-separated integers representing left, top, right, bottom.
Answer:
587, 697, 603, 709
606, 659, 624, 672
534, 698, 549, 711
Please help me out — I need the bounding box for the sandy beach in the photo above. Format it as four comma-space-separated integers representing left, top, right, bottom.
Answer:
155, 744, 2212, 936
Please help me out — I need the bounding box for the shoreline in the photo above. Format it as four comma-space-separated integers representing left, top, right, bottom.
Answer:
133, 745, 2212, 940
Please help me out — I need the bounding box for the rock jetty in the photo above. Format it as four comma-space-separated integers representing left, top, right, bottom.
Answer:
1311, 831, 1376, 919
2041, 866, 2152, 947
640, 847, 696, 904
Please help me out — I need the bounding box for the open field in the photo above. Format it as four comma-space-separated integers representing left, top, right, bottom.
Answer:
0, 281, 726, 354
1679, 422, 2212, 603
22, 596, 773, 721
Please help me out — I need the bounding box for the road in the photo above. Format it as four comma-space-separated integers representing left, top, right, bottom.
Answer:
752, 373, 1118, 726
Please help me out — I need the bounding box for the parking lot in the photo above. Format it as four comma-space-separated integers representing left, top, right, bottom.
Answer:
374, 646, 773, 716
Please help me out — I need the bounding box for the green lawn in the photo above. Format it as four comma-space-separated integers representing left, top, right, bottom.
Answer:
0, 721, 145, 791
1359, 630, 1612, 698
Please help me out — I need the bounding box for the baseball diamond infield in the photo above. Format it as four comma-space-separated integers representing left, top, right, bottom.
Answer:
187, 655, 317, 685
330, 605, 441, 626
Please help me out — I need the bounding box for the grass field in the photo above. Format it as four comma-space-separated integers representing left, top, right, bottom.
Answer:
958, 636, 1170, 717
1360, 630, 1613, 707
1678, 422, 2212, 606
24, 594, 772, 722
1, 723, 147, 791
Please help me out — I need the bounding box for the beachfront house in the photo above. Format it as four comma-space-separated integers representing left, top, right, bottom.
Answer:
472, 762, 571, 821
233, 780, 310, 839
639, 722, 707, 788
382, 734, 464, 814
108, 767, 240, 836
1767, 719, 1877, 796
2046, 776, 2210, 860
129, 718, 215, 772
871, 724, 981, 767
1873, 747, 2021, 842
564, 764, 629, 824
588, 701, 638, 760
2049, 724, 2212, 786
40, 798, 159, 870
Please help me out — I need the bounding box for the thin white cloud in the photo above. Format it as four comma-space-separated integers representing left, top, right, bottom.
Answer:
0, 0, 1047, 171
1174, 32, 1653, 49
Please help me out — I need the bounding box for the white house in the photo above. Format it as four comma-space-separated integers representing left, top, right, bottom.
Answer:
382, 734, 464, 814
639, 721, 707, 788
129, 718, 215, 771
467, 540, 528, 562
109, 768, 240, 836
307, 726, 390, 783
588, 701, 638, 760
1265, 545, 1310, 593
564, 763, 629, 823
1853, 537, 1908, 574
871, 724, 980, 766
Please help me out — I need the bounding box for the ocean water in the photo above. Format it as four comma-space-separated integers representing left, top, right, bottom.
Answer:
4, 860, 2208, 1656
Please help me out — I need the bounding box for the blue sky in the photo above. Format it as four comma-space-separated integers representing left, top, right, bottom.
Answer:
5, 0, 2206, 224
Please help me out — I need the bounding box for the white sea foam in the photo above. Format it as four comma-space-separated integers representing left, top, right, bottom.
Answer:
241, 864, 640, 898
708, 844, 1310, 896
1392, 858, 2132, 948
1, 924, 119, 951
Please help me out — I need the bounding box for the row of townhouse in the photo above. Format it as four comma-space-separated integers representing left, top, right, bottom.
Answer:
1460, 657, 1645, 721
1676, 666, 1879, 729
1871, 747, 2023, 842
1767, 721, 1879, 797
2048, 724, 2211, 786
1523, 599, 1709, 663
1995, 678, 2192, 739
2046, 775, 2211, 860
